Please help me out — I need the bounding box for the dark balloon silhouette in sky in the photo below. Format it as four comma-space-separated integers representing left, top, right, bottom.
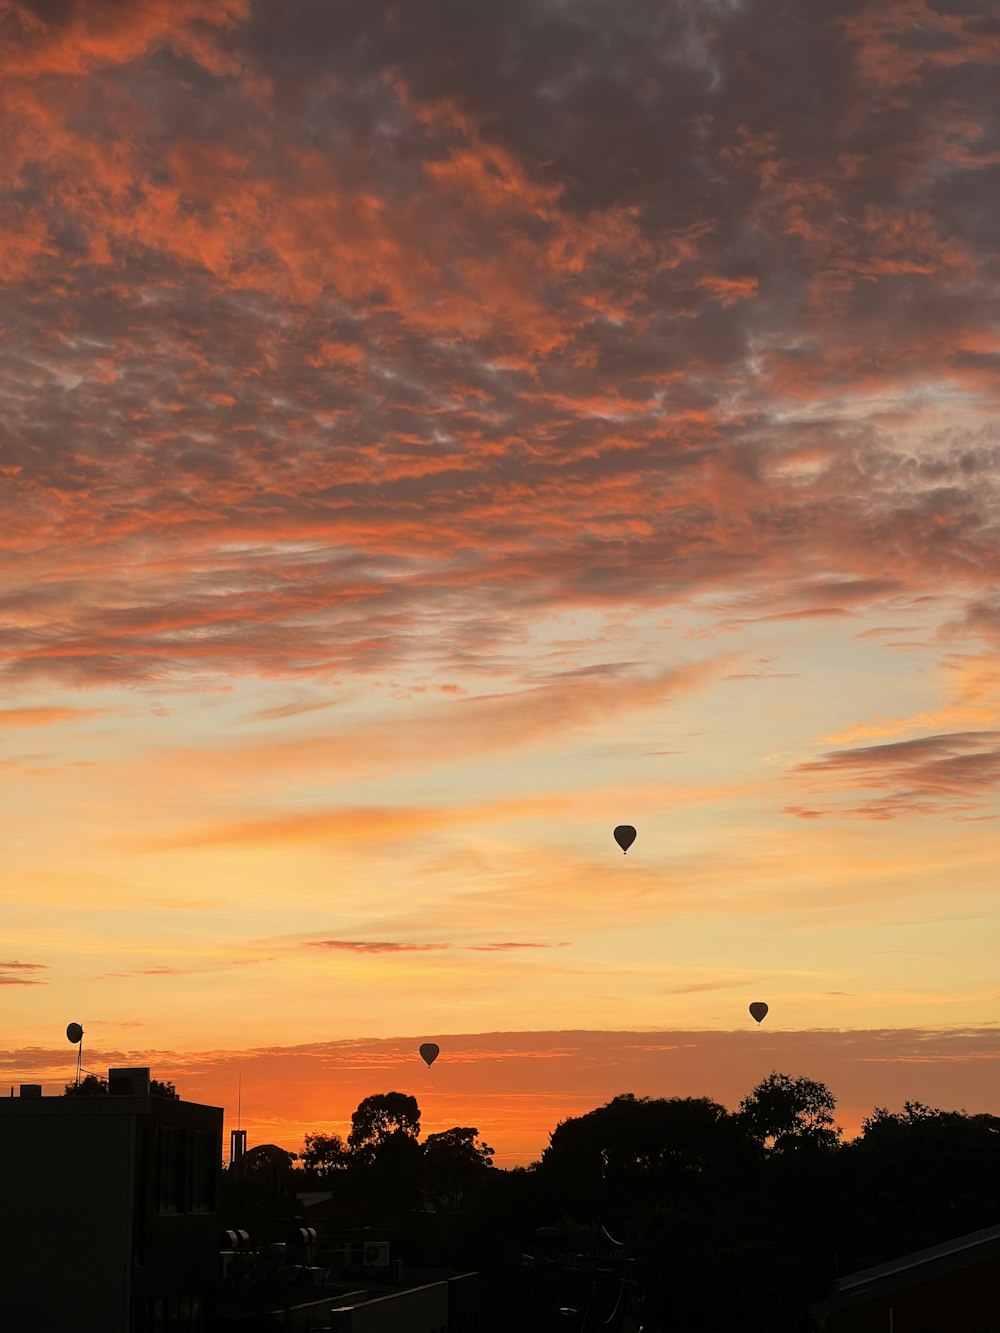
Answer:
749, 1002, 768, 1024
613, 825, 636, 854
419, 1042, 439, 1067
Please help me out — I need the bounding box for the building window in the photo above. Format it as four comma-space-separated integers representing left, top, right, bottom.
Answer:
190, 1130, 216, 1212
155, 1125, 186, 1213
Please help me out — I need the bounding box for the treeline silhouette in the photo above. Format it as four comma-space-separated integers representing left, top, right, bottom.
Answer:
59, 1069, 1000, 1330
216, 1072, 999, 1331
64, 1073, 179, 1098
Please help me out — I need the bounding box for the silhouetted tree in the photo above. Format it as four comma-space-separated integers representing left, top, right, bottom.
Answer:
63, 1074, 108, 1096
299, 1130, 350, 1180
844, 1100, 1000, 1265
423, 1126, 494, 1212
737, 1071, 841, 1154
62, 1075, 178, 1097
347, 1091, 420, 1165
366, 1128, 424, 1220
539, 1092, 752, 1226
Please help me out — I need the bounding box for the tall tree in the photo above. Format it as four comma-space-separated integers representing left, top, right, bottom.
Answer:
737, 1072, 841, 1154
423, 1126, 495, 1212
348, 1092, 420, 1165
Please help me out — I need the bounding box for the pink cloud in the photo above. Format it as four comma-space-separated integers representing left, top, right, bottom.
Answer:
0, 0, 994, 692
788, 730, 1000, 819
309, 941, 450, 955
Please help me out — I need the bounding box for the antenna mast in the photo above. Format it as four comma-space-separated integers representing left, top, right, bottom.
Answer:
66, 1022, 84, 1087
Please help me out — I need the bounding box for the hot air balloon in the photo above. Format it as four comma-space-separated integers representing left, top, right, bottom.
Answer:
749, 1002, 768, 1025
613, 825, 636, 854
419, 1043, 439, 1068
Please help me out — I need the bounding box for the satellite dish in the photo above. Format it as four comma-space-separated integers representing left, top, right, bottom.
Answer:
66, 1023, 83, 1044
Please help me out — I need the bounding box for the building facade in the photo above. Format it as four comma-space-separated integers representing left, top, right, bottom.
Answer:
0, 1073, 222, 1331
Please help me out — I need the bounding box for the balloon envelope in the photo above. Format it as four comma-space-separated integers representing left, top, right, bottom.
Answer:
66, 1022, 83, 1044
749, 1002, 768, 1025
419, 1042, 439, 1067
613, 825, 637, 853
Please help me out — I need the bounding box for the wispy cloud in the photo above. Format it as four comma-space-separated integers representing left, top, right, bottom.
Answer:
308, 941, 450, 955
468, 942, 568, 952
788, 730, 1000, 819
0, 961, 48, 986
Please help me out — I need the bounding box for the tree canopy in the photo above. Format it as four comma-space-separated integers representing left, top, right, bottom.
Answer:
422, 1126, 495, 1212
737, 1071, 841, 1154
62, 1074, 179, 1098
347, 1091, 420, 1164
299, 1131, 350, 1179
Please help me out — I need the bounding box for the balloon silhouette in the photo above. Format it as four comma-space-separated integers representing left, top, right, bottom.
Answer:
749, 1002, 768, 1025
419, 1043, 439, 1068
613, 825, 636, 854
66, 1023, 83, 1044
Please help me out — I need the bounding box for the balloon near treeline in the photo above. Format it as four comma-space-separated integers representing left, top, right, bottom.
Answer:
613, 825, 636, 854
749, 1002, 768, 1024
419, 1043, 439, 1067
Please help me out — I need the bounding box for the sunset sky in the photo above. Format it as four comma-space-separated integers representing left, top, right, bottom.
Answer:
2, 0, 998, 1166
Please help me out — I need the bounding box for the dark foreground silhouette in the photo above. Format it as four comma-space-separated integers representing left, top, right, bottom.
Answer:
195, 1073, 999, 1330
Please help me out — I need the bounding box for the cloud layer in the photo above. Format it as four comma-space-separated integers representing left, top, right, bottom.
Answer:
0, 0, 997, 688
2, 0, 998, 1160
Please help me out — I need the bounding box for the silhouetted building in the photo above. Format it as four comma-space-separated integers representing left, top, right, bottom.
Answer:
230, 1128, 247, 1168
0, 1070, 222, 1331
807, 1222, 1000, 1331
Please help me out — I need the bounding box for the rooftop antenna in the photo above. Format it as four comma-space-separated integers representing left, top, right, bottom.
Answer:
237, 1070, 241, 1130
66, 1022, 84, 1087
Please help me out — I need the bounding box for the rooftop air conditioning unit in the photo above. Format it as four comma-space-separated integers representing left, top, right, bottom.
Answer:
108, 1067, 150, 1096
343, 1242, 388, 1267
19, 1085, 42, 1097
